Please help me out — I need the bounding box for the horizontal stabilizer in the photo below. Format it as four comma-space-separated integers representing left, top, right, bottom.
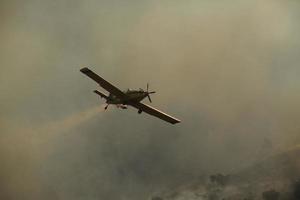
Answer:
93, 90, 108, 99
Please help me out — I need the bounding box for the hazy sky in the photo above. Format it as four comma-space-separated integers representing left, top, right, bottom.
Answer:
1, 1, 300, 199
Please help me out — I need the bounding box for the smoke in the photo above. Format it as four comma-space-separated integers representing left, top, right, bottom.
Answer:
1, 0, 300, 199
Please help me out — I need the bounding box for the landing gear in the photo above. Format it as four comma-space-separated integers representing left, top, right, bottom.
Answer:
138, 109, 142, 114
105, 104, 109, 110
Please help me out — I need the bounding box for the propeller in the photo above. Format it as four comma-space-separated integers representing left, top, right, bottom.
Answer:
145, 83, 156, 103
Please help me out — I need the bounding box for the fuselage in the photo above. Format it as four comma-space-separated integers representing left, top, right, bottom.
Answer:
106, 89, 148, 105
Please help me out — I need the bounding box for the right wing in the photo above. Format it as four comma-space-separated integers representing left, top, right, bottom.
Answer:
80, 67, 127, 99
130, 102, 181, 124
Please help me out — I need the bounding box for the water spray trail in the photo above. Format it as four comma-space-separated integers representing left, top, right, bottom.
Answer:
6, 104, 107, 148
44, 104, 106, 135
0, 105, 107, 198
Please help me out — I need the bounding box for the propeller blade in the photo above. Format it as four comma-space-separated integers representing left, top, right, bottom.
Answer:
147, 83, 149, 92
149, 91, 156, 94
147, 94, 152, 103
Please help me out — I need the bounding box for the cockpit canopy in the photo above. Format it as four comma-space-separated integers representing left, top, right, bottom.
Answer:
124, 88, 144, 94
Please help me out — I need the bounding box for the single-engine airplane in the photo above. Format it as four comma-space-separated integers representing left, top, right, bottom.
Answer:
80, 67, 181, 124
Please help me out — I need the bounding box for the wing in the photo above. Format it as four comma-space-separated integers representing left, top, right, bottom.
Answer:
130, 102, 181, 124
80, 67, 126, 98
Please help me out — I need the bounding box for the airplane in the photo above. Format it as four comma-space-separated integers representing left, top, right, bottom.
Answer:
80, 67, 181, 124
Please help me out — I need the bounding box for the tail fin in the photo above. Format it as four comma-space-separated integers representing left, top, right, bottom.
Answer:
93, 90, 108, 99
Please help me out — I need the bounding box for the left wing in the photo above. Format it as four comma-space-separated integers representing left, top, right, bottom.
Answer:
130, 102, 181, 124
80, 67, 127, 99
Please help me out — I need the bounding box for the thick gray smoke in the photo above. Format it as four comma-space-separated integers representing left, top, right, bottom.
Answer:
1, 0, 300, 199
